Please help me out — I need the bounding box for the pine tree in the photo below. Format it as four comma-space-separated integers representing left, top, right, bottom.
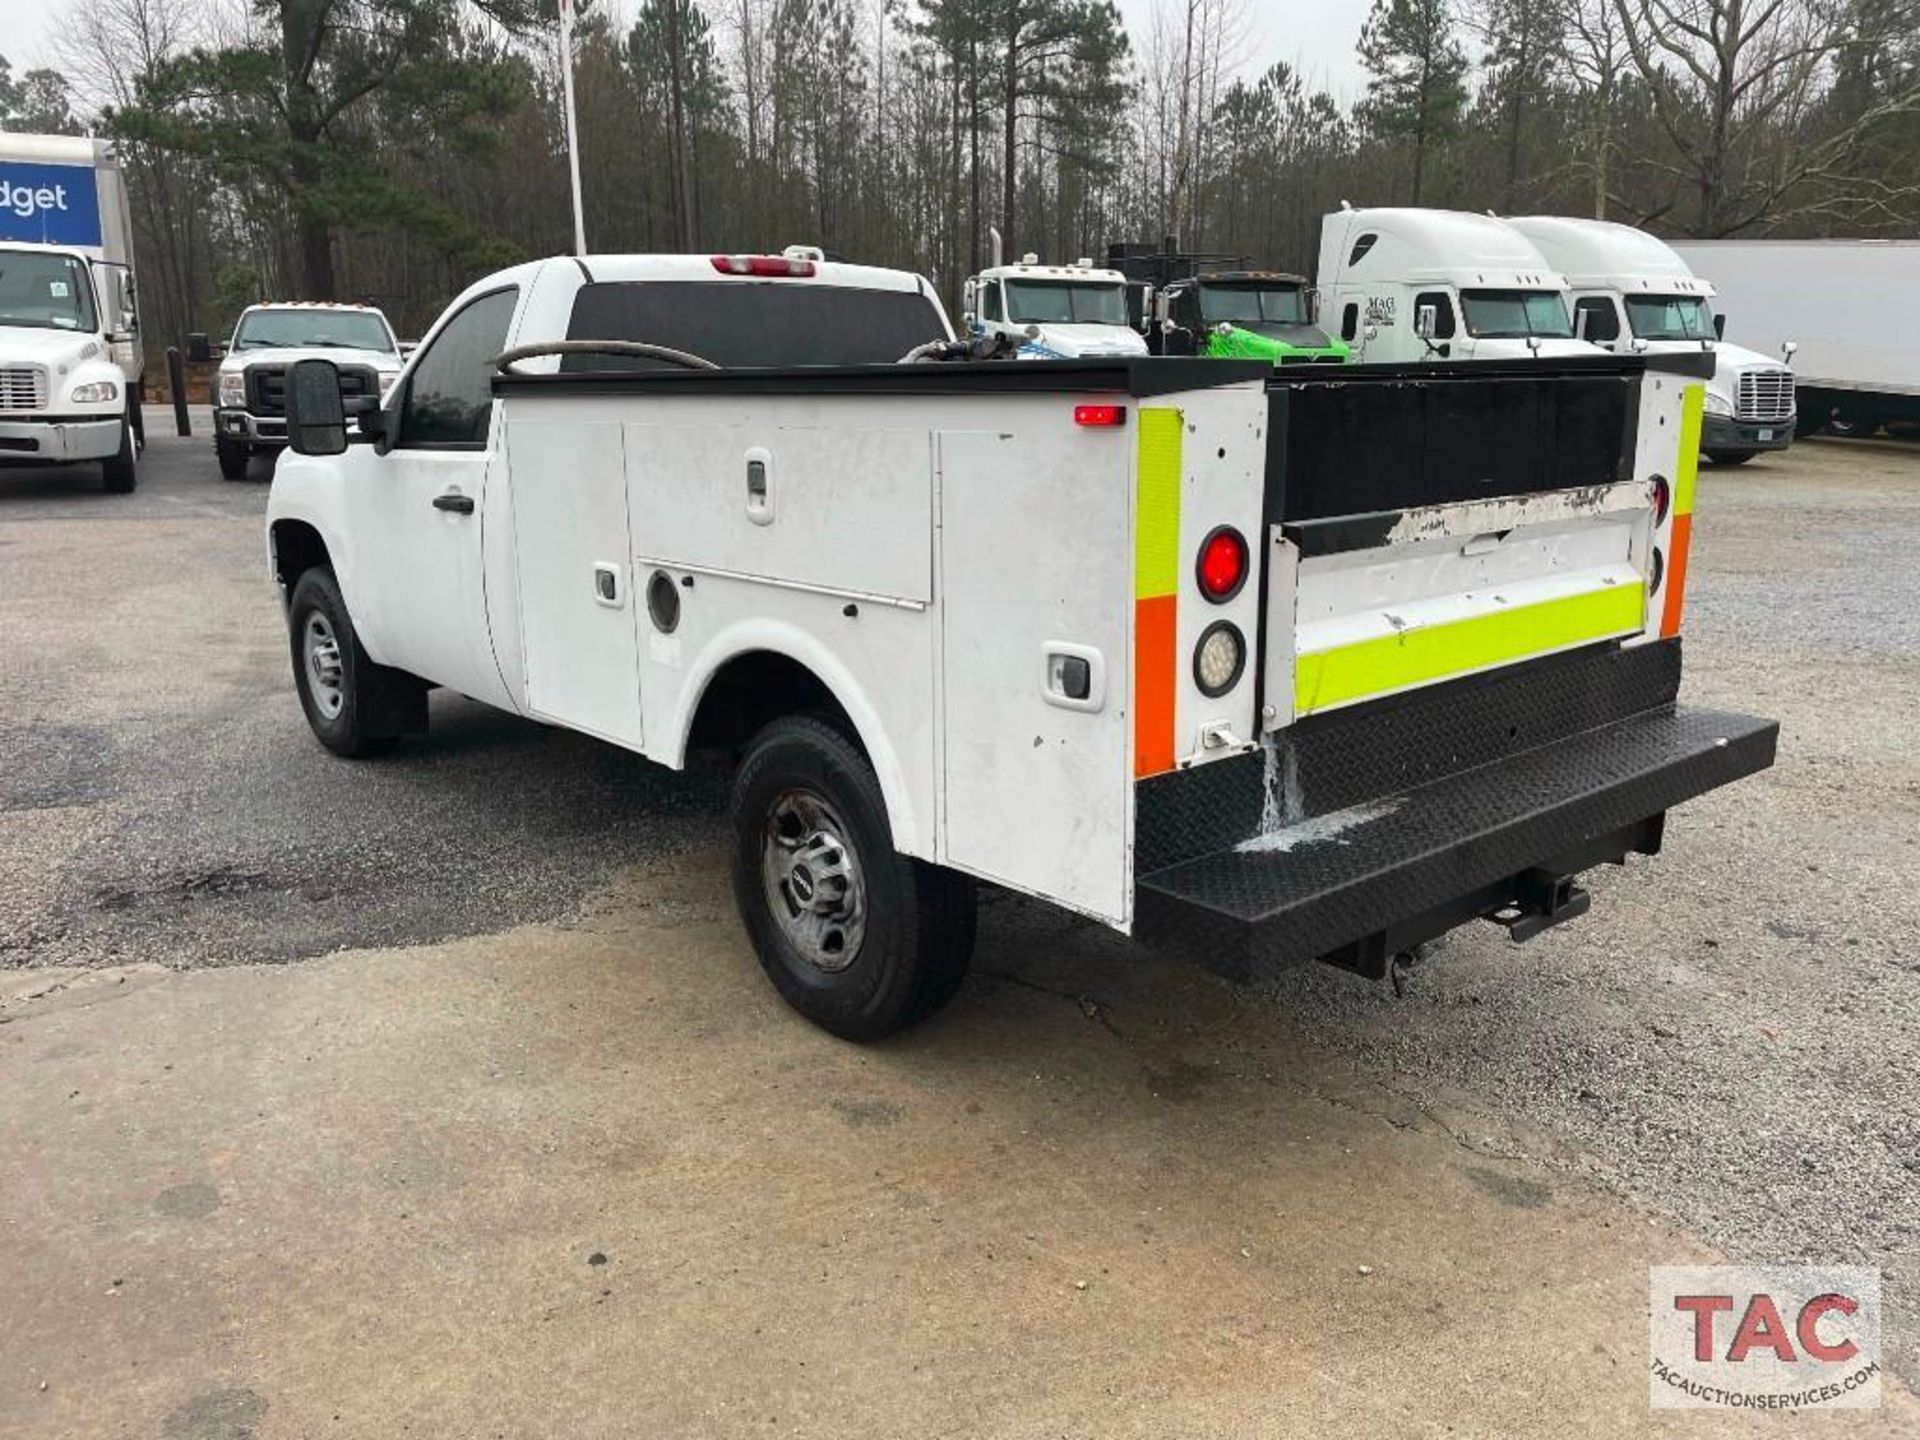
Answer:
1356, 0, 1470, 204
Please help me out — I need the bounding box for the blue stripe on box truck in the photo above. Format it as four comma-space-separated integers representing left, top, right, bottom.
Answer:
0, 163, 102, 248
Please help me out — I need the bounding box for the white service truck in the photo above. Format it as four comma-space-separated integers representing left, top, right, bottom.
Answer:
1511, 217, 1797, 465
1317, 206, 1603, 366
964, 236, 1148, 359
267, 250, 1776, 1040
0, 134, 143, 493
213, 301, 406, 479
1669, 238, 1920, 440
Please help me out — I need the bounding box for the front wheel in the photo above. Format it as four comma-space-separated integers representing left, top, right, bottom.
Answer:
1705, 451, 1756, 467
216, 438, 251, 481
287, 567, 426, 758
731, 716, 976, 1040
101, 412, 137, 493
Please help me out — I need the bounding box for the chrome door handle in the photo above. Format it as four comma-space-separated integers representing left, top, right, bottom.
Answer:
432, 492, 475, 515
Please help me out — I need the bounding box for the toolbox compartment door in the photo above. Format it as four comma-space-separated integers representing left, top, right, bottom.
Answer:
936, 427, 1134, 924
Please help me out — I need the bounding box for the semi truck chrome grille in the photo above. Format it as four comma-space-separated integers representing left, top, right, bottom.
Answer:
1736, 369, 1794, 422
0, 365, 49, 411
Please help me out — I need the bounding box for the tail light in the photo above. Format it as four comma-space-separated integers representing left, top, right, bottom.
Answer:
1074, 404, 1127, 428
712, 255, 817, 278
1196, 526, 1249, 602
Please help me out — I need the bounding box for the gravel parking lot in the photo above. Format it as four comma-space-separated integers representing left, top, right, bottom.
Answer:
2, 414, 1916, 1435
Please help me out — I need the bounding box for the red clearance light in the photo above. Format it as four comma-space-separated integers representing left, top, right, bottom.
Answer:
711, 255, 817, 278
1197, 526, 1249, 602
1074, 404, 1127, 428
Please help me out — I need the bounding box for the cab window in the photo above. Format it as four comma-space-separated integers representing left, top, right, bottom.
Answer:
396, 287, 519, 449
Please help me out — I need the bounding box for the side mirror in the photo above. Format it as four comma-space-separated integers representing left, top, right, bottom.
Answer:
1782, 340, 1799, 362
962, 278, 978, 311
1713, 313, 1727, 341
1415, 304, 1438, 340
1630, 336, 1651, 355
1363, 322, 1379, 342
286, 358, 348, 457
186, 332, 212, 364
1306, 287, 1321, 324
399, 340, 419, 358
1152, 291, 1171, 327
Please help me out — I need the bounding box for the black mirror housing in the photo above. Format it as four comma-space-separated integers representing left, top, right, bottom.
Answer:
287, 358, 348, 457
1713, 313, 1727, 341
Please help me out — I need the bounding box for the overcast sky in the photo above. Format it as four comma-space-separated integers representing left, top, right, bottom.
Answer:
7, 0, 1373, 103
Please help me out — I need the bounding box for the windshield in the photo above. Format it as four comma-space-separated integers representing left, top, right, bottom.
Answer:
0, 251, 97, 333
1004, 281, 1129, 327
1624, 294, 1715, 342
1199, 285, 1308, 327
1459, 290, 1574, 339
233, 308, 395, 354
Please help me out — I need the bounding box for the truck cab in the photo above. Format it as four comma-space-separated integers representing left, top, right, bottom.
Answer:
1151, 272, 1348, 365
0, 135, 143, 494
1510, 217, 1797, 465
1317, 206, 1603, 367
213, 302, 406, 480
964, 254, 1147, 360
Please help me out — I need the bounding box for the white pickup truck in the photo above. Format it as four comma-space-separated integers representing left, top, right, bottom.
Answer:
268, 250, 1777, 1039
213, 302, 406, 480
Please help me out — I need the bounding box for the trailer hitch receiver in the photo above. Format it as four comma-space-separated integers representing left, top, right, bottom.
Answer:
1490, 869, 1593, 944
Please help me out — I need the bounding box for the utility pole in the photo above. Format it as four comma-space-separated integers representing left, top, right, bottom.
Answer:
558, 0, 588, 255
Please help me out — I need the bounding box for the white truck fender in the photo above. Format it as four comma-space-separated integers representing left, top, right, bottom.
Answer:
666, 617, 924, 857
264, 495, 394, 663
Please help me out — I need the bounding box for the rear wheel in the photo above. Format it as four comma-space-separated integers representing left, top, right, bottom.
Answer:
731, 716, 976, 1040
216, 438, 251, 481
101, 412, 137, 493
287, 567, 426, 758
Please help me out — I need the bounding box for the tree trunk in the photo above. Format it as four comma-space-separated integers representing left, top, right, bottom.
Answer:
280, 0, 335, 299
1000, 14, 1019, 257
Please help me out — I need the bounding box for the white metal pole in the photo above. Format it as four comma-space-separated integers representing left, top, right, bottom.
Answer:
558, 0, 587, 257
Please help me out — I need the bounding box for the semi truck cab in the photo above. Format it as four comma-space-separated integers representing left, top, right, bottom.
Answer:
1150, 272, 1349, 365
1317, 206, 1604, 367
1510, 216, 1797, 466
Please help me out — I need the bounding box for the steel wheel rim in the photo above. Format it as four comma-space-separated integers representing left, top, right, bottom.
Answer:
760, 788, 867, 973
303, 612, 346, 720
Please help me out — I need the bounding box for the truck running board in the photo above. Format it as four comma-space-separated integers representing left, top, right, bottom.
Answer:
1134, 700, 1778, 983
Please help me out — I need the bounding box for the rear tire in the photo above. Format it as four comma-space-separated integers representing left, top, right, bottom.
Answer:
731, 715, 976, 1040
287, 567, 426, 758
216, 438, 251, 481
101, 412, 137, 493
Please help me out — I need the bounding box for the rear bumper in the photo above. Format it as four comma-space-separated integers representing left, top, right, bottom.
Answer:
0, 415, 122, 462
1133, 641, 1778, 981
1703, 413, 1793, 454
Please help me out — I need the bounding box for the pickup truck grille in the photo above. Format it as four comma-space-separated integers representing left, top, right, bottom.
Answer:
1736, 369, 1794, 423
0, 365, 49, 411
244, 362, 378, 417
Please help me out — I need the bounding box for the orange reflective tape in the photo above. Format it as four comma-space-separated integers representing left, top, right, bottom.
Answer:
1661, 512, 1693, 637
1134, 594, 1177, 777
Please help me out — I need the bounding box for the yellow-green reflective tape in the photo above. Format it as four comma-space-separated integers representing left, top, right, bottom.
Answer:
1674, 383, 1704, 516
1295, 583, 1648, 716
1135, 408, 1182, 598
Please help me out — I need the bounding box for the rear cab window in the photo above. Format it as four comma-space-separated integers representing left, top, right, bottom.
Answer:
561, 281, 950, 371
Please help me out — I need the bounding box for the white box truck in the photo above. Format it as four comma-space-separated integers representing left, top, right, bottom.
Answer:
264, 250, 1775, 1040
0, 134, 143, 491
1316, 206, 1605, 365
1512, 218, 1798, 465
1668, 239, 1920, 439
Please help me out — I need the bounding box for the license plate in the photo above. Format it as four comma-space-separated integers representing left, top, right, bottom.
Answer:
1757, 429, 1774, 441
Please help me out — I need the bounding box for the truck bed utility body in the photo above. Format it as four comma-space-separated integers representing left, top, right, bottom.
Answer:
268, 253, 1775, 1036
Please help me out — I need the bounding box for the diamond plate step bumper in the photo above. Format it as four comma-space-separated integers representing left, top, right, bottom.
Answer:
1134, 703, 1778, 982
